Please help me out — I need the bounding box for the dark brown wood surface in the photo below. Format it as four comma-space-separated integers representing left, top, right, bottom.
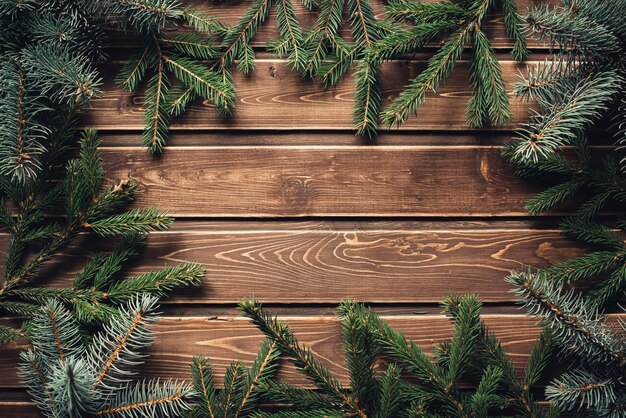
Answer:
97, 145, 548, 217
87, 60, 533, 131
0, 223, 584, 303
0, 0, 571, 414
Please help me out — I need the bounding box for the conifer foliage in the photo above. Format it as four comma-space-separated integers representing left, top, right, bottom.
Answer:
18, 294, 195, 418
0, 0, 103, 183
504, 0, 626, 415
1, 0, 531, 150
239, 295, 559, 417
103, 1, 237, 153
0, 130, 204, 345
190, 339, 280, 418
0, 0, 204, 346
352, 0, 528, 137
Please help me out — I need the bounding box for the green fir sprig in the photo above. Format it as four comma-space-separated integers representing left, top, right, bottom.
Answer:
505, 0, 626, 416
0, 130, 204, 344
190, 338, 281, 418
19, 294, 195, 418
239, 295, 558, 417
351, 0, 528, 137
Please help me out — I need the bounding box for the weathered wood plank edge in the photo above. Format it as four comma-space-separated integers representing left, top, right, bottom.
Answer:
0, 313, 560, 388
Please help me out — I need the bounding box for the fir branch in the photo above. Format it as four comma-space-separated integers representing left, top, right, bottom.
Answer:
587, 266, 626, 308
75, 233, 145, 290
106, 262, 205, 302
377, 363, 402, 418
191, 355, 219, 418
183, 8, 226, 35
382, 24, 473, 128
560, 217, 624, 249
252, 410, 344, 418
338, 300, 378, 414
353, 58, 381, 138
258, 380, 332, 410
441, 294, 482, 383
239, 298, 351, 406
143, 58, 171, 154
161, 33, 216, 60
500, 0, 528, 61
46, 356, 97, 416
242, 297, 552, 417
346, 0, 378, 50
17, 349, 56, 416
217, 0, 273, 70
507, 270, 626, 367
317, 41, 356, 87
0, 323, 22, 344
115, 44, 154, 92
543, 251, 624, 287
234, 339, 280, 418
95, 378, 194, 418
505, 3, 626, 415
272, 0, 306, 72
88, 294, 159, 391
466, 28, 511, 128
19, 296, 194, 418
167, 85, 197, 116
217, 361, 246, 418
163, 54, 235, 116
0, 60, 48, 183
22, 44, 102, 105
385, 1, 466, 24
378, 0, 520, 131
469, 366, 504, 416
366, 21, 458, 63
545, 368, 616, 412
509, 70, 622, 162
0, 300, 39, 316
301, 0, 345, 78
29, 299, 84, 363
104, 0, 184, 31
525, 4, 620, 56
87, 207, 173, 236
524, 179, 584, 214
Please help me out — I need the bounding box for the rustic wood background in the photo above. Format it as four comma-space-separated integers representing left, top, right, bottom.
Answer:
0, 0, 581, 414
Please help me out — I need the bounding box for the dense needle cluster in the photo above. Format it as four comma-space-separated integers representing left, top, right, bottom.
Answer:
19, 294, 195, 418
0, 0, 204, 346
239, 295, 559, 417
106, 1, 237, 153
19, 294, 561, 417
0, 130, 204, 345
1, 0, 531, 151
189, 339, 280, 418
504, 0, 626, 416
352, 0, 527, 137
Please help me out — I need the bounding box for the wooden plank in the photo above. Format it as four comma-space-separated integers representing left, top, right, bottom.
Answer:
97, 145, 545, 217
0, 314, 542, 388
102, 131, 620, 147
98, 132, 518, 147
0, 401, 564, 418
0, 403, 39, 418
0, 227, 585, 303
85, 60, 532, 131
104, 0, 553, 50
